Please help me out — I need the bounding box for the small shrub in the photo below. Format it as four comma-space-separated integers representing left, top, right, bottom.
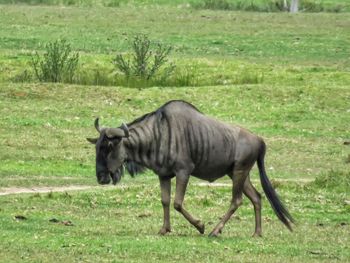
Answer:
113, 34, 175, 87
31, 39, 79, 83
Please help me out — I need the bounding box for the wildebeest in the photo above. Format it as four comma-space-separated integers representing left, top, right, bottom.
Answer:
87, 100, 294, 237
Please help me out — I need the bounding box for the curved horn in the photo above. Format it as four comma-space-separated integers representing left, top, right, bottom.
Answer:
94, 117, 101, 133
121, 123, 129, 138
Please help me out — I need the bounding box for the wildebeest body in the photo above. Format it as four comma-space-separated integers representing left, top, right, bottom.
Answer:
87, 100, 294, 237
125, 101, 259, 181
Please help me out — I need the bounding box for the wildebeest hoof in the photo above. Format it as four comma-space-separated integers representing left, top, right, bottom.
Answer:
158, 227, 171, 235
195, 221, 205, 234
208, 231, 219, 238
208, 228, 221, 237
252, 232, 262, 238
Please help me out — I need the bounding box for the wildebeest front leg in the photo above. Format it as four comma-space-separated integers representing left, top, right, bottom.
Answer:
209, 170, 247, 237
174, 173, 205, 234
158, 177, 171, 235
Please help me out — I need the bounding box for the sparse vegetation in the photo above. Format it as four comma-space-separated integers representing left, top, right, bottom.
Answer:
31, 39, 79, 83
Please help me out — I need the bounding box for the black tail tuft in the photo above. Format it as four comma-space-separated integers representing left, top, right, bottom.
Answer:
257, 140, 294, 231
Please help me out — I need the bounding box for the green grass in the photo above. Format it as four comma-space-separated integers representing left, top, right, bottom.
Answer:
0, 177, 349, 262
0, 4, 349, 86
1, 5, 349, 59
0, 0, 349, 12
1, 83, 348, 187
0, 2, 349, 262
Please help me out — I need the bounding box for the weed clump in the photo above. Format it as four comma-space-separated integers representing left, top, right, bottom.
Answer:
31, 39, 79, 83
113, 34, 175, 88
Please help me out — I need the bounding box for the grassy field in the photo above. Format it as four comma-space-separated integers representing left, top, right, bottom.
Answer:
0, 177, 349, 262
0, 0, 349, 12
0, 1, 349, 262
1, 83, 349, 187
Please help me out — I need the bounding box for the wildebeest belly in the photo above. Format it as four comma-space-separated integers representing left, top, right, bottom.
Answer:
191, 162, 234, 182
188, 129, 236, 182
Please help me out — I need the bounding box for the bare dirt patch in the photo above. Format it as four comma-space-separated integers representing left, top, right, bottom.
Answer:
0, 178, 313, 196
0, 185, 99, 196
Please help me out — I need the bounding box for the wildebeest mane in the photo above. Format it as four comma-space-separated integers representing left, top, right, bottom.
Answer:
127, 100, 201, 127
125, 161, 147, 177
124, 100, 201, 177
127, 112, 154, 127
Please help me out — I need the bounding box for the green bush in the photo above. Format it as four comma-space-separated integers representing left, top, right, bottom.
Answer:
113, 34, 175, 88
31, 39, 79, 83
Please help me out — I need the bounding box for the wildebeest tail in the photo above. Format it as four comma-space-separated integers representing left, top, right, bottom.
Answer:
257, 140, 294, 231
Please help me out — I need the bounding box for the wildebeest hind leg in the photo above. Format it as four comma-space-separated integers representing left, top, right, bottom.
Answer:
208, 169, 248, 237
158, 177, 171, 235
173, 173, 205, 234
243, 176, 262, 237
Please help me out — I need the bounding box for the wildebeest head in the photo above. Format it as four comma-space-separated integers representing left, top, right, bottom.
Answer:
87, 118, 129, 185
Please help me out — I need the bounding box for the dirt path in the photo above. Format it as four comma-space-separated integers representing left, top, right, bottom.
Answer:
0, 185, 99, 196
0, 178, 313, 196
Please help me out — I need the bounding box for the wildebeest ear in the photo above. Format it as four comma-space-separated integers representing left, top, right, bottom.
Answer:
86, 138, 98, 144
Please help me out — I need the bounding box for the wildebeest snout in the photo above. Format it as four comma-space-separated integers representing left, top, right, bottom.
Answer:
97, 171, 111, 185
